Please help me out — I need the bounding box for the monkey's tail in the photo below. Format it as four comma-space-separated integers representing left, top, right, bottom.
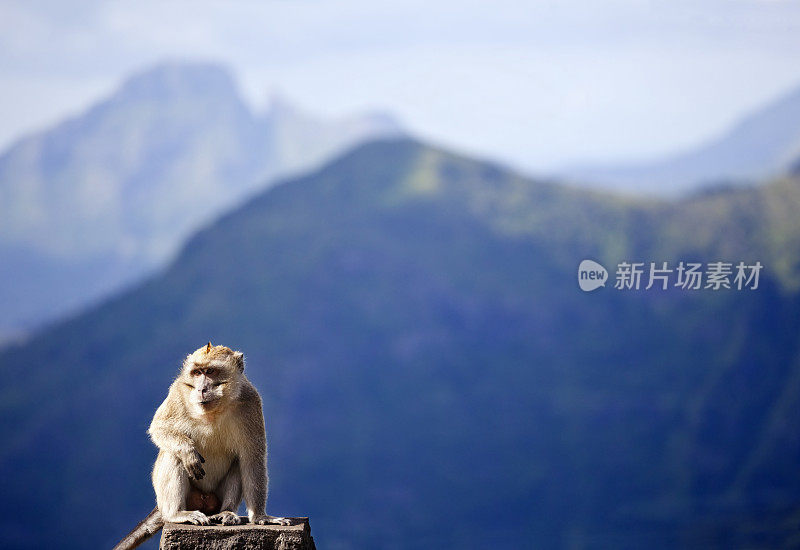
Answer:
112, 507, 164, 550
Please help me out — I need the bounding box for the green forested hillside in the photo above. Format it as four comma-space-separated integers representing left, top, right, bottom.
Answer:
2, 139, 800, 549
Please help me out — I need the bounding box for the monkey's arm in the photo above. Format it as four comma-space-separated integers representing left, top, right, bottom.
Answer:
148, 396, 206, 480
240, 402, 268, 523
240, 392, 290, 525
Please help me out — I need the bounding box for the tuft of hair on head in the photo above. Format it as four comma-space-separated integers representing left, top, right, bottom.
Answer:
205, 342, 212, 354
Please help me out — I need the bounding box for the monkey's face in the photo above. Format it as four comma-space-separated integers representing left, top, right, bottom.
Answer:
180, 344, 244, 415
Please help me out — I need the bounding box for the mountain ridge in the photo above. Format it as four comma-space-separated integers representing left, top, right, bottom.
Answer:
563, 81, 800, 195
3, 138, 800, 548
0, 61, 402, 341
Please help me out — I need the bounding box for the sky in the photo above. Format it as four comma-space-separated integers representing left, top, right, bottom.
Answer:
2, 0, 800, 172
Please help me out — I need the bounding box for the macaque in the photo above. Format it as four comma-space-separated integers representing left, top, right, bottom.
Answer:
113, 343, 288, 549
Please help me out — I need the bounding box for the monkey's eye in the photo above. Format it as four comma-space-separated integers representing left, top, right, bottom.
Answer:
206, 368, 216, 376
191, 369, 201, 376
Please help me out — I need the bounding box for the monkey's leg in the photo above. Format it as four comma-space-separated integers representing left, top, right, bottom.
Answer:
153, 452, 210, 526
209, 460, 243, 525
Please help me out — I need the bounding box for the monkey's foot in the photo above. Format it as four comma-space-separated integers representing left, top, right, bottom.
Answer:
251, 514, 292, 526
209, 510, 241, 525
169, 510, 211, 525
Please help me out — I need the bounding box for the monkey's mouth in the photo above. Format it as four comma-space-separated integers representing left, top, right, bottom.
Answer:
198, 399, 219, 407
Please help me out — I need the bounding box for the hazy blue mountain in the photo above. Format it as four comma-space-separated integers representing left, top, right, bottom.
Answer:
564, 83, 800, 195
2, 139, 800, 548
0, 62, 401, 342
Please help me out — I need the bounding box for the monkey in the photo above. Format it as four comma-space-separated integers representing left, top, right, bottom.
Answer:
113, 343, 289, 550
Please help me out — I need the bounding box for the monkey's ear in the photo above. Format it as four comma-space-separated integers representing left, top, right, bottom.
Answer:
206, 342, 212, 354
233, 351, 244, 372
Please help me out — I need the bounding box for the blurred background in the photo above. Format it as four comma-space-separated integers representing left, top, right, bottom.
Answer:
2, 1, 800, 548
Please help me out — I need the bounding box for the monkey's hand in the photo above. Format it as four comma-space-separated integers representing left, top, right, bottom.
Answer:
209, 511, 241, 525
180, 448, 206, 480
251, 514, 292, 526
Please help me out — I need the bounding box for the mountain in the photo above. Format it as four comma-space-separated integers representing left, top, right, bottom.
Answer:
2, 138, 800, 548
0, 62, 401, 342
564, 82, 800, 195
